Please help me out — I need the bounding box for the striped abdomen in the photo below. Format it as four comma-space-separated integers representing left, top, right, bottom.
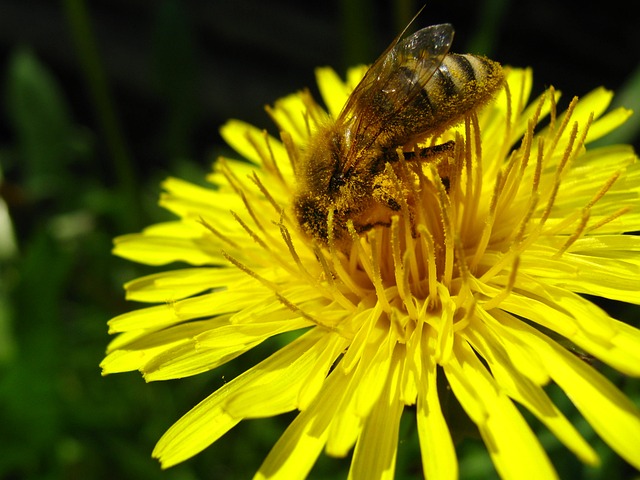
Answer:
383, 53, 504, 146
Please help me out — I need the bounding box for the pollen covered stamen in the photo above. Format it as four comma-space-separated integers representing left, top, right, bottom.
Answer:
390, 216, 420, 320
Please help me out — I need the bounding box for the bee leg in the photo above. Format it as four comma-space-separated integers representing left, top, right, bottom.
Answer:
405, 140, 455, 192
372, 182, 401, 211
404, 140, 455, 161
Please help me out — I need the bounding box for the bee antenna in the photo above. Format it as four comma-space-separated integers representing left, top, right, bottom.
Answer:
411, 5, 427, 25
399, 5, 427, 37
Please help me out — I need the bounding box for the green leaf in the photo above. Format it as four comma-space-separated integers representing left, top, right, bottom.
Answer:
4, 49, 79, 197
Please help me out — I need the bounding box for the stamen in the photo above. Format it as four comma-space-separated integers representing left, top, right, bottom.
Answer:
447, 133, 464, 204
391, 150, 419, 241
538, 121, 580, 226
326, 208, 337, 252
553, 209, 590, 258
503, 79, 513, 148
481, 255, 520, 311
452, 284, 476, 333
242, 129, 278, 181
249, 172, 287, 218
463, 117, 474, 207
228, 210, 302, 277
264, 104, 286, 136
478, 195, 535, 284
565, 113, 594, 170
220, 162, 278, 240
461, 114, 484, 237
239, 189, 273, 236
279, 130, 300, 176
261, 130, 286, 183
586, 206, 630, 233
552, 173, 618, 238
221, 250, 278, 291
469, 170, 500, 271
299, 89, 326, 127
517, 89, 546, 177
472, 113, 484, 202
585, 170, 620, 210
330, 245, 368, 302
431, 163, 455, 287
545, 96, 579, 162
274, 292, 337, 331
391, 216, 419, 320
279, 220, 304, 269
347, 220, 375, 281
496, 149, 520, 210
198, 217, 240, 249
488, 79, 514, 169
416, 224, 439, 307
229, 211, 270, 250
548, 87, 558, 134
514, 192, 540, 248
266, 101, 307, 140
532, 137, 544, 196
278, 220, 338, 299
517, 119, 535, 179
221, 250, 339, 333
454, 234, 471, 288
384, 162, 411, 216
404, 235, 423, 299
368, 228, 392, 313
313, 243, 337, 286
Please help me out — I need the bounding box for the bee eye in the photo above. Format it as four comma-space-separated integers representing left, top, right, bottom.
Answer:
329, 172, 347, 192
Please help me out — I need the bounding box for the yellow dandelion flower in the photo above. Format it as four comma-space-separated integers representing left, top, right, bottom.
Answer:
102, 60, 640, 478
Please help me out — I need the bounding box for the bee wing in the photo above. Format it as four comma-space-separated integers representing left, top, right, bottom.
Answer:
337, 23, 454, 170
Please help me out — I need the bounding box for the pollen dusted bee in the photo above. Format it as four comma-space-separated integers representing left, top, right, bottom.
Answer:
292, 22, 504, 247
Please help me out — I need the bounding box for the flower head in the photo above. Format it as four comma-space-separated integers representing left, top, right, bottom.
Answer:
102, 65, 640, 479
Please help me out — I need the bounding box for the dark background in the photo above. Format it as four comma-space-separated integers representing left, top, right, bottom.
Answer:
0, 0, 638, 479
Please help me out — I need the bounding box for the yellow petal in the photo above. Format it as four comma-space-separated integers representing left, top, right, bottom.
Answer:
107, 288, 272, 333
113, 228, 223, 266
465, 321, 599, 465
266, 94, 309, 146
445, 338, 558, 480
224, 330, 344, 418
102, 316, 229, 374
537, 235, 640, 305
417, 330, 457, 480
502, 282, 640, 376
541, 338, 640, 470
349, 348, 404, 480
326, 329, 393, 456
123, 267, 247, 303
315, 66, 351, 119
498, 312, 640, 470
255, 367, 352, 479
153, 389, 241, 468
298, 334, 351, 410
586, 107, 633, 142
219, 119, 265, 165
154, 330, 336, 469
145, 316, 312, 382
160, 176, 220, 207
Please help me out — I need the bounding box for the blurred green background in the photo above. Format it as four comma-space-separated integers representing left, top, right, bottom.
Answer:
0, 0, 639, 479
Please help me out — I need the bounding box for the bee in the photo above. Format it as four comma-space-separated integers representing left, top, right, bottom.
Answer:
292, 22, 504, 247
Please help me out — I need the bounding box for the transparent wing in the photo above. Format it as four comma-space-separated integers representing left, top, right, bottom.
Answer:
337, 23, 454, 171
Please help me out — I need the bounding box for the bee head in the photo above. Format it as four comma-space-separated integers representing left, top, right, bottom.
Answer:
293, 194, 331, 243
328, 170, 348, 193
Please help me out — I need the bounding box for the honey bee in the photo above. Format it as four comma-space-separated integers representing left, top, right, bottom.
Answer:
293, 22, 504, 247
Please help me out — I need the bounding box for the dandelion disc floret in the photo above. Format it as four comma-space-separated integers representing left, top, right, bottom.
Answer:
103, 64, 640, 479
